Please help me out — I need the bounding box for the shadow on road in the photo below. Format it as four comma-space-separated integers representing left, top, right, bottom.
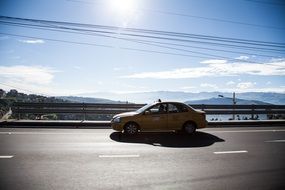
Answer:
110, 131, 224, 148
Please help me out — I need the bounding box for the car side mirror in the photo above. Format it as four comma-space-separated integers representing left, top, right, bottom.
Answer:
144, 110, 150, 115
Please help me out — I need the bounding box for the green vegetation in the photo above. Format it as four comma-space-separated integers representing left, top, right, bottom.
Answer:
0, 89, 114, 120
0, 89, 70, 120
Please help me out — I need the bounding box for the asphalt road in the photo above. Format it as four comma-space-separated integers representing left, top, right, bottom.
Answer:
0, 127, 285, 190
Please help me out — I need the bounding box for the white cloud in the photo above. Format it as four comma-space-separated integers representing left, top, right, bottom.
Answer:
222, 86, 285, 93
97, 81, 103, 85
226, 81, 235, 86
19, 39, 45, 44
200, 83, 218, 89
200, 59, 227, 64
113, 67, 122, 71
73, 66, 82, 70
0, 65, 57, 85
205, 86, 285, 93
235, 55, 249, 60
122, 59, 285, 79
180, 86, 196, 90
270, 58, 285, 62
236, 82, 256, 89
266, 81, 272, 85
122, 67, 215, 79
0, 80, 53, 96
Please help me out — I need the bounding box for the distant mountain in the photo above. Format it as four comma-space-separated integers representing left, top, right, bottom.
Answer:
76, 91, 285, 104
236, 92, 285, 105
58, 96, 127, 104
185, 97, 271, 105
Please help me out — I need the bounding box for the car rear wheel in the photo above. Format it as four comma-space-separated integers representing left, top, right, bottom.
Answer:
124, 122, 139, 135
183, 122, 196, 135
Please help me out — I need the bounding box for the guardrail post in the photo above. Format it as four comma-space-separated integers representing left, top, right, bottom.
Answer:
17, 105, 20, 120
82, 103, 86, 121
251, 104, 254, 120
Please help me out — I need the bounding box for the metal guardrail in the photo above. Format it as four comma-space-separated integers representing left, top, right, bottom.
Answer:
12, 102, 145, 119
11, 102, 285, 120
191, 104, 285, 115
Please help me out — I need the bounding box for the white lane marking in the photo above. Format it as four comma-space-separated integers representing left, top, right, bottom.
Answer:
207, 129, 285, 133
0, 155, 14, 159
214, 150, 248, 154
99, 154, 140, 158
0, 129, 284, 135
0, 132, 106, 135
265, 140, 285, 143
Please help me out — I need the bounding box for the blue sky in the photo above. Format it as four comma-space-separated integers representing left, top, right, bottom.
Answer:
0, 0, 285, 96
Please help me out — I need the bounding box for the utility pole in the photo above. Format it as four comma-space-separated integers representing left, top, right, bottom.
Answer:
233, 92, 236, 120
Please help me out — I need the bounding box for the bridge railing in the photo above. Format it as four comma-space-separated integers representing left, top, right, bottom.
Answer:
11, 102, 285, 120
12, 102, 145, 120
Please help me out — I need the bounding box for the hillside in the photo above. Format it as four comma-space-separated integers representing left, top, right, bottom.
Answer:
76, 91, 285, 104
185, 97, 271, 105
0, 89, 70, 119
58, 96, 126, 104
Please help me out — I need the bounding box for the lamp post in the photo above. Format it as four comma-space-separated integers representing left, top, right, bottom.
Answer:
232, 92, 236, 120
218, 92, 236, 120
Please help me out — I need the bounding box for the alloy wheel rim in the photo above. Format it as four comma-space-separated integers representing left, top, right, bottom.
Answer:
185, 124, 194, 133
127, 124, 137, 134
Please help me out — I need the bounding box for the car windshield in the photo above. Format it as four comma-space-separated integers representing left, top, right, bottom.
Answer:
135, 103, 156, 113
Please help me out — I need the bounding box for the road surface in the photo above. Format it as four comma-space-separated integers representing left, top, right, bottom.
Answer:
0, 127, 285, 190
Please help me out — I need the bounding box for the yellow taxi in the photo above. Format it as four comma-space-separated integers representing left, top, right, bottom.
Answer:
111, 101, 207, 135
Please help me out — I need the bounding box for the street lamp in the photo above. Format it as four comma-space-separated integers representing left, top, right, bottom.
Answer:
218, 92, 236, 120
232, 92, 236, 120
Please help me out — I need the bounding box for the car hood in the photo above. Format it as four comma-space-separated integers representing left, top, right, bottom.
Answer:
195, 110, 206, 114
113, 111, 138, 118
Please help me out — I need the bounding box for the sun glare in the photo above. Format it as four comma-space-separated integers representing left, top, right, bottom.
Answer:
112, 0, 136, 13
107, 0, 138, 20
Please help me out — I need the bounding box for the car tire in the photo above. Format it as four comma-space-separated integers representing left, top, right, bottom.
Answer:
183, 122, 196, 135
124, 122, 139, 135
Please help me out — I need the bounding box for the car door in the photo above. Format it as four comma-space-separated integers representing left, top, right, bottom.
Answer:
167, 103, 189, 130
138, 103, 168, 131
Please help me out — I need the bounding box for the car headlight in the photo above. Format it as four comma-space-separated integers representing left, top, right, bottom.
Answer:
112, 117, 121, 123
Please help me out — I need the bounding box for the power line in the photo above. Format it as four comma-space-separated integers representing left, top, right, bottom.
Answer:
140, 8, 285, 31
2, 19, 279, 58
125, 38, 278, 58
1, 15, 284, 63
65, 0, 285, 30
0, 30, 274, 65
1, 15, 284, 53
1, 15, 284, 48
0, 32, 217, 60
0, 18, 278, 57
1, 18, 282, 57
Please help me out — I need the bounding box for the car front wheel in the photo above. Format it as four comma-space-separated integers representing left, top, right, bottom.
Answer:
124, 122, 139, 135
183, 122, 196, 135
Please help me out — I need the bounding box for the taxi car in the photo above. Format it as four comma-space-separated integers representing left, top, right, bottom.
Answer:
111, 101, 207, 135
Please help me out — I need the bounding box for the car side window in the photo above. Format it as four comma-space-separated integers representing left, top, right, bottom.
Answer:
168, 103, 189, 113
168, 104, 179, 113
177, 103, 189, 112
146, 103, 167, 114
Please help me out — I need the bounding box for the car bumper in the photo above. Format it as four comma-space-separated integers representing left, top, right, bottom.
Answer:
111, 123, 124, 132
197, 120, 208, 129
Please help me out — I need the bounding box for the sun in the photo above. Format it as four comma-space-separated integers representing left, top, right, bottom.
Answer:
107, 0, 138, 18
104, 0, 142, 27
112, 0, 136, 13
